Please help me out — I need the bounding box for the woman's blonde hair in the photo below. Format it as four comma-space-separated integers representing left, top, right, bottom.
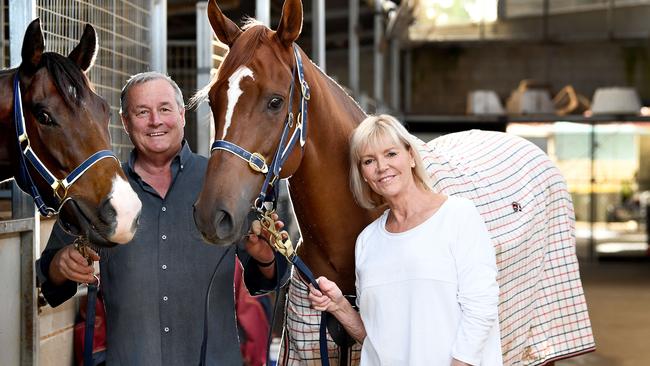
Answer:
349, 114, 431, 209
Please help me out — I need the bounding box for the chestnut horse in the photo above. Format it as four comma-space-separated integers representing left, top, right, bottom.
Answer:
0, 19, 141, 246
193, 0, 594, 365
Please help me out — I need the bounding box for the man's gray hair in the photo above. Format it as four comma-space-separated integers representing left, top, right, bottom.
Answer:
120, 71, 184, 116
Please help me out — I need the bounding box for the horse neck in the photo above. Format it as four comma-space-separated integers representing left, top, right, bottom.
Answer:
287, 57, 375, 294
0, 70, 17, 182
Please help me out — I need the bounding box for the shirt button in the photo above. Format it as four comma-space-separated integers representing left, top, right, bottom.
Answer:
164, 327, 170, 333
161, 234, 167, 240
163, 296, 168, 301
162, 206, 167, 212
162, 264, 167, 270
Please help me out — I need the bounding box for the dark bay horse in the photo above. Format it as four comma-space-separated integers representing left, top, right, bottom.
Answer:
193, 0, 594, 365
0, 19, 141, 246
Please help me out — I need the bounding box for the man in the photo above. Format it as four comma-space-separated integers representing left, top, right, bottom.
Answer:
37, 72, 288, 365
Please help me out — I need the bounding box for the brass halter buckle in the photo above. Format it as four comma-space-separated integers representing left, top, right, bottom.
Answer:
249, 152, 269, 174
52, 180, 70, 201
259, 211, 294, 260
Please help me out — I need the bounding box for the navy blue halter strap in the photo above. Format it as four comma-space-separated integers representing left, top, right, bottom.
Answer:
12, 73, 117, 216
211, 140, 268, 173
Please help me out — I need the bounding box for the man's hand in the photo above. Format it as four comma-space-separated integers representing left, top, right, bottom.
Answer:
48, 244, 99, 286
244, 212, 287, 277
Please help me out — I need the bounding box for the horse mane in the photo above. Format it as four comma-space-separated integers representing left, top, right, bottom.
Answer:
189, 21, 271, 110
39, 52, 91, 108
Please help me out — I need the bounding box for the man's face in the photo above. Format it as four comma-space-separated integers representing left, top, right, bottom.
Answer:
122, 79, 185, 159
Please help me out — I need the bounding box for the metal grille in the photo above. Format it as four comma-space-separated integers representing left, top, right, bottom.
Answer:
36, 0, 152, 160
168, 40, 198, 149
163, 33, 226, 152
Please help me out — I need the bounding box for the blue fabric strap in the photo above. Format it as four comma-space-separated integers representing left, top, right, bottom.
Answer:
84, 283, 98, 366
287, 254, 330, 366
211, 140, 268, 173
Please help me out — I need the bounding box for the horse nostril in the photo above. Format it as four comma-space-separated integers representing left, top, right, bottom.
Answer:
98, 197, 117, 224
214, 210, 235, 239
131, 210, 141, 232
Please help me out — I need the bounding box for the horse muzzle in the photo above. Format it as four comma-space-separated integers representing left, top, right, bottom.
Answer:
59, 194, 140, 247
193, 201, 250, 246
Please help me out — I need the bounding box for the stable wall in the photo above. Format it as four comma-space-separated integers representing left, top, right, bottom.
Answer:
406, 40, 650, 115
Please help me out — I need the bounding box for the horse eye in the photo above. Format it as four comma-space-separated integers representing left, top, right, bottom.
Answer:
267, 97, 284, 111
36, 112, 57, 126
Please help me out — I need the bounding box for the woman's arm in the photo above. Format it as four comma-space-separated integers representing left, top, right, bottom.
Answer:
308, 276, 367, 343
451, 201, 500, 366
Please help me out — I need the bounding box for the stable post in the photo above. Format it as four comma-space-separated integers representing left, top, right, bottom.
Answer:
348, 0, 360, 98
150, 0, 168, 73
374, 0, 384, 111
196, 1, 213, 157
312, 0, 326, 71
9, 2, 39, 364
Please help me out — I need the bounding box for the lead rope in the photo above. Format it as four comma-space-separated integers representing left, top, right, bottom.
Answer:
74, 236, 99, 366
258, 211, 331, 366
198, 246, 234, 366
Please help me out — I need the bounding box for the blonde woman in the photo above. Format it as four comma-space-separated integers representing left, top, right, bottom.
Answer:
308, 115, 503, 366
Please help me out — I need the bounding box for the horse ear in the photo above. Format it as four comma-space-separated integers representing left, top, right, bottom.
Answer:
68, 24, 98, 73
21, 18, 45, 74
207, 0, 242, 47
276, 0, 303, 47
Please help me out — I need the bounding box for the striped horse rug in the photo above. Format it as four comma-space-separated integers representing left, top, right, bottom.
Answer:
279, 130, 595, 366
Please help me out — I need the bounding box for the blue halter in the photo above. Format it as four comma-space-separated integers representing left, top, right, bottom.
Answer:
211, 44, 309, 212
12, 73, 118, 217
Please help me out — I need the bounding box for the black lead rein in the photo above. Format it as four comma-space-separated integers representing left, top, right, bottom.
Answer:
198, 245, 234, 366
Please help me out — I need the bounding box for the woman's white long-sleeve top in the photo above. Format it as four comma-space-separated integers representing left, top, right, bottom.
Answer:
355, 195, 503, 366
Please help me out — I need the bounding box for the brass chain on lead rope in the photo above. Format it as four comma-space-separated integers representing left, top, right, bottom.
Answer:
73, 236, 99, 285
258, 210, 295, 260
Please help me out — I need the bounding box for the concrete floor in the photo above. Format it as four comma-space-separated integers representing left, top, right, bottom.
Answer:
557, 258, 650, 366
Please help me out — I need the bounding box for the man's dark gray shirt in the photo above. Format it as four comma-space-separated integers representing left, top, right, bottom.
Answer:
37, 142, 288, 365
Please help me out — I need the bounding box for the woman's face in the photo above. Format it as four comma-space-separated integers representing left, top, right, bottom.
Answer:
359, 135, 416, 200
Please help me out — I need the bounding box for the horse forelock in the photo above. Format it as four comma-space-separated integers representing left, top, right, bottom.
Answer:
40, 52, 90, 109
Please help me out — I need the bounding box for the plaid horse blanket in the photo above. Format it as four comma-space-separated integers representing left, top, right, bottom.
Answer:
279, 130, 595, 365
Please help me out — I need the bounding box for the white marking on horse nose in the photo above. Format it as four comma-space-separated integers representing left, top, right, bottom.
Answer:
223, 66, 254, 139
108, 175, 142, 244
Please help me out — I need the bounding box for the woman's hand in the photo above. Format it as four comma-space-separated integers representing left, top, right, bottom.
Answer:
308, 276, 367, 343
451, 359, 471, 366
308, 276, 345, 313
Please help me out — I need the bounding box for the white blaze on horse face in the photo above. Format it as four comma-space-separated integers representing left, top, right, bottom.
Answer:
107, 175, 142, 244
222, 66, 255, 139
